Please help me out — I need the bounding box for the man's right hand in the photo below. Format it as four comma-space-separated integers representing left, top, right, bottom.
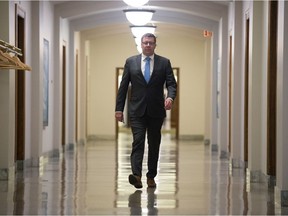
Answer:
115, 112, 124, 123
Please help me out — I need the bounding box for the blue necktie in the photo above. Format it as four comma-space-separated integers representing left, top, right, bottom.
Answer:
144, 57, 151, 83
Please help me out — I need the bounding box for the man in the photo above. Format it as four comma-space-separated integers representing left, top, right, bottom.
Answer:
115, 33, 177, 189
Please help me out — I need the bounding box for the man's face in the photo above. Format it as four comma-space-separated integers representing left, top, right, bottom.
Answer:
141, 36, 156, 56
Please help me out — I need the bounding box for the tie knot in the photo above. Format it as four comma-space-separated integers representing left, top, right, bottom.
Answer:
145, 57, 151, 62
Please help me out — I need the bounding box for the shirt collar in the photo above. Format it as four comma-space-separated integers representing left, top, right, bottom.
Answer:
142, 54, 154, 61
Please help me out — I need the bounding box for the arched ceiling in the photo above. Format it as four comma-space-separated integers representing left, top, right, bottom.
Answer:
52, 0, 229, 39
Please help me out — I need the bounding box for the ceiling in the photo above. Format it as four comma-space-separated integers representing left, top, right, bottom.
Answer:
52, 0, 230, 39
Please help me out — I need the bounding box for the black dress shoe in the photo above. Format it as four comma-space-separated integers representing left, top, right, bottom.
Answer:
129, 174, 143, 189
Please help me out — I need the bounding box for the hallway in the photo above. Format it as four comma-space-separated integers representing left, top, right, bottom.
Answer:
1, 133, 286, 215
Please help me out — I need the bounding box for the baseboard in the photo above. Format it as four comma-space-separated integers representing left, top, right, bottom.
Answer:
231, 158, 245, 169
87, 134, 116, 141
246, 168, 268, 183
275, 186, 288, 207
178, 134, 204, 141
211, 143, 218, 151
204, 139, 210, 145
220, 150, 229, 159
0, 166, 15, 180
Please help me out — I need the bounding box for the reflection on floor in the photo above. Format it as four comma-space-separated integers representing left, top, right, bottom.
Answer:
1, 133, 287, 215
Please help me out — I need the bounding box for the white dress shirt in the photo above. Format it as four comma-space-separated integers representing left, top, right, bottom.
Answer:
141, 54, 154, 77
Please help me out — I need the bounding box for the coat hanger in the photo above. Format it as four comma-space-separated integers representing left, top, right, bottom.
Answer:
0, 40, 32, 71
12, 55, 32, 71
0, 50, 22, 70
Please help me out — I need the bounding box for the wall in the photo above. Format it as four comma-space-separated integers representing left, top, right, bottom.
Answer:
0, 1, 15, 174
0, 0, 62, 174
88, 33, 136, 138
276, 0, 288, 194
21, 1, 33, 161
40, 0, 55, 154
74, 31, 81, 142
229, 0, 269, 176
158, 33, 208, 137
52, 10, 73, 149
229, 1, 245, 167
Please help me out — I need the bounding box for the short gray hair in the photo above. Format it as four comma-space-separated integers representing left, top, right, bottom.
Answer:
141, 33, 156, 43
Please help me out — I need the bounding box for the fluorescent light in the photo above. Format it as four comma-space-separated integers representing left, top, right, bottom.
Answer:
130, 25, 156, 38
124, 9, 155, 26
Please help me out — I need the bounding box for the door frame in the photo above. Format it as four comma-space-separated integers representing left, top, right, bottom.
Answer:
15, 4, 26, 165
244, 15, 250, 165
62, 44, 66, 146
266, 0, 278, 176
75, 50, 79, 142
228, 35, 232, 153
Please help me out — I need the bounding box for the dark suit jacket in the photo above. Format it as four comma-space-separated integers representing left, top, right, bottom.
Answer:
116, 54, 177, 118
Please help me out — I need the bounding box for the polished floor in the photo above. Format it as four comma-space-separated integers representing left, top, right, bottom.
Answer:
0, 132, 287, 215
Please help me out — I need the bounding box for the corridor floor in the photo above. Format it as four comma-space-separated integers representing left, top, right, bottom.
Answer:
1, 133, 287, 215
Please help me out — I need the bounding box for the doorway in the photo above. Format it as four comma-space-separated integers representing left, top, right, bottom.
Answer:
244, 16, 250, 165
267, 0, 278, 177
62, 44, 66, 146
15, 4, 26, 167
75, 50, 79, 142
228, 35, 232, 153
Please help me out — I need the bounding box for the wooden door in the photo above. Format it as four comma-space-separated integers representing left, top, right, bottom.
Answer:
244, 17, 250, 164
62, 45, 66, 146
15, 4, 26, 164
267, 0, 278, 176
228, 35, 232, 153
75, 50, 79, 142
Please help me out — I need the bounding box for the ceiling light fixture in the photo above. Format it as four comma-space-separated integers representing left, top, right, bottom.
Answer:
123, 9, 155, 26
123, 0, 149, 7
130, 25, 157, 38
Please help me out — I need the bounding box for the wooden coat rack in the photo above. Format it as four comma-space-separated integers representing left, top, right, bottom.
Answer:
0, 39, 31, 71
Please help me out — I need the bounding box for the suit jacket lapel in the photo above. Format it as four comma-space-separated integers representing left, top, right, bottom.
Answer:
136, 54, 141, 71
149, 54, 159, 82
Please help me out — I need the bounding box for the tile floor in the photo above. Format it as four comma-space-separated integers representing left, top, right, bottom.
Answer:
0, 132, 287, 215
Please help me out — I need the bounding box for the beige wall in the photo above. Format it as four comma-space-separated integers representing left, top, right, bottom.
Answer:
157, 33, 208, 136
87, 31, 210, 138
87, 33, 137, 138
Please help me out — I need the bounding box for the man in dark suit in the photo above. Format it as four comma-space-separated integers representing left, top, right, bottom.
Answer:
115, 33, 177, 189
